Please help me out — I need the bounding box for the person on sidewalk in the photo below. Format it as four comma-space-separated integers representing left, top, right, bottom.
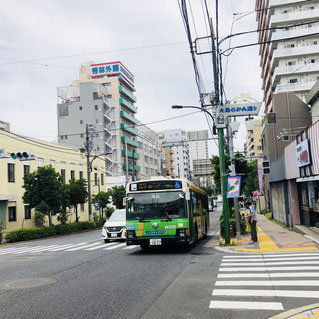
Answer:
245, 201, 258, 244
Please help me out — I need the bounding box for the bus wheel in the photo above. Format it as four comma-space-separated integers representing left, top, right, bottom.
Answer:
140, 244, 149, 250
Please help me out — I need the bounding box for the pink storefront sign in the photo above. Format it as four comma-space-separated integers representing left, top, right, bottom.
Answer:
258, 159, 264, 194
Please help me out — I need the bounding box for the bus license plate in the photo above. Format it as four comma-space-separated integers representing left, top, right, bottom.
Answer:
150, 239, 162, 246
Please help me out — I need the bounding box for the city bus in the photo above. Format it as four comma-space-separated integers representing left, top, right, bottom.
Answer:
125, 178, 209, 249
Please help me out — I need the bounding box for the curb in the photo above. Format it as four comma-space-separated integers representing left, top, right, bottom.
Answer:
268, 303, 319, 319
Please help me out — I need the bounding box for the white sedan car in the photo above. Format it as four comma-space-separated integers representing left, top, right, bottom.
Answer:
101, 209, 126, 243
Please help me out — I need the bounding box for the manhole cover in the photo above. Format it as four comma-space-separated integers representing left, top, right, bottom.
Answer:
0, 277, 57, 289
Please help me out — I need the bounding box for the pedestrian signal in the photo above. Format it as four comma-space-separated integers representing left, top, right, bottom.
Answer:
262, 160, 270, 175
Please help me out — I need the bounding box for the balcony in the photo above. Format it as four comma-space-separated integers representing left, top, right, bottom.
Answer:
118, 76, 135, 92
271, 45, 319, 70
123, 163, 140, 172
120, 110, 138, 125
122, 149, 140, 159
270, 0, 316, 7
272, 62, 319, 86
270, 9, 319, 27
119, 85, 136, 103
120, 122, 138, 136
121, 136, 140, 148
270, 26, 319, 44
119, 97, 137, 114
275, 80, 317, 93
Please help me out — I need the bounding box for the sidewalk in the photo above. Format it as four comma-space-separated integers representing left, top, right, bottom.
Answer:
216, 213, 319, 253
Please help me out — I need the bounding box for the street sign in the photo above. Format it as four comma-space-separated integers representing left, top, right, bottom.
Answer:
226, 176, 241, 198
215, 102, 262, 128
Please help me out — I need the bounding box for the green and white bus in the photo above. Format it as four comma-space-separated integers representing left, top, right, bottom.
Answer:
125, 178, 209, 249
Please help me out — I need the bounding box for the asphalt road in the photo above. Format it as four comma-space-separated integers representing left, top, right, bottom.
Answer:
2, 205, 319, 319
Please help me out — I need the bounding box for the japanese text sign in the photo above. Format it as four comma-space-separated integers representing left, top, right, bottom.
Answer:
226, 176, 241, 198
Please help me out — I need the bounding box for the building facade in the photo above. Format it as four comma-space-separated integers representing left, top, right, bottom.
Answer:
136, 124, 162, 180
256, 0, 319, 112
192, 159, 213, 188
187, 130, 209, 173
244, 119, 263, 160
58, 61, 139, 177
159, 129, 190, 179
0, 129, 105, 233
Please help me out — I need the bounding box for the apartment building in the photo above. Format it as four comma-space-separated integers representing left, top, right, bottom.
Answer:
58, 61, 139, 177
159, 129, 190, 179
256, 0, 319, 112
244, 119, 263, 160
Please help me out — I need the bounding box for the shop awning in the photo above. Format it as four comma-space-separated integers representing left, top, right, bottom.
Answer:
296, 176, 319, 183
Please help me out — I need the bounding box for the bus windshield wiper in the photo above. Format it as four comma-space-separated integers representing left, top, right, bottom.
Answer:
162, 214, 172, 222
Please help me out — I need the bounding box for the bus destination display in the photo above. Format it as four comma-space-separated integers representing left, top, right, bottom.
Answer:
130, 181, 182, 191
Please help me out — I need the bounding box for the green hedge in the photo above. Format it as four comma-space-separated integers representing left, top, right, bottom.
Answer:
265, 212, 273, 220
4, 221, 104, 243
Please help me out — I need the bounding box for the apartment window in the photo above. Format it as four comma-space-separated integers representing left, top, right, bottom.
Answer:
97, 146, 100, 151
313, 41, 318, 45
96, 119, 98, 123
61, 136, 64, 140
71, 170, 75, 180
24, 165, 30, 177
79, 106, 82, 110
80, 120, 83, 124
95, 105, 98, 110
79, 171, 83, 179
144, 156, 149, 163
80, 203, 85, 212
103, 82, 111, 86
101, 173, 104, 186
61, 169, 65, 183
288, 61, 296, 66
65, 135, 68, 140
80, 134, 84, 138
94, 172, 98, 186
286, 44, 295, 48
311, 59, 315, 63
24, 206, 31, 220
289, 78, 298, 83
107, 94, 112, 98
8, 207, 16, 222
8, 163, 15, 183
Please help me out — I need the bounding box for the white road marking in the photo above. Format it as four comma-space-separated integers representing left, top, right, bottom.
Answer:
103, 243, 126, 250
85, 243, 106, 251
218, 272, 319, 278
0, 246, 46, 254
222, 256, 319, 262
209, 300, 283, 310
220, 266, 319, 272
15, 245, 60, 254
212, 289, 319, 298
66, 242, 101, 251
223, 253, 319, 259
49, 243, 88, 251
216, 280, 319, 286
123, 245, 139, 250
221, 261, 319, 266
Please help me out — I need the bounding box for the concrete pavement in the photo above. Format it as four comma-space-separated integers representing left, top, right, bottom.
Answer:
216, 213, 319, 253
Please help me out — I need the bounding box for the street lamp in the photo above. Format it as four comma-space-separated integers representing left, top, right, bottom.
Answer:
171, 105, 230, 244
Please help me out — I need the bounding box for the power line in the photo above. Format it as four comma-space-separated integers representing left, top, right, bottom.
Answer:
0, 41, 188, 66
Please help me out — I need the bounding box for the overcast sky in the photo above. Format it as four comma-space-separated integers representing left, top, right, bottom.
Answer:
0, 0, 262, 157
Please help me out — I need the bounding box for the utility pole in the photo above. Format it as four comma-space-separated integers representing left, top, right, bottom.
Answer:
228, 120, 241, 240
86, 124, 93, 221
211, 8, 230, 244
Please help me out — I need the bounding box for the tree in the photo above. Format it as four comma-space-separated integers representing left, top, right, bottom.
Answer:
200, 186, 213, 196
242, 160, 258, 198
23, 166, 64, 225
92, 191, 111, 219
109, 185, 126, 209
68, 179, 88, 222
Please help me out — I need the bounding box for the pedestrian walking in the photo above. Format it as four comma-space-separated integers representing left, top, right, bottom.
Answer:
244, 207, 251, 233
245, 201, 258, 244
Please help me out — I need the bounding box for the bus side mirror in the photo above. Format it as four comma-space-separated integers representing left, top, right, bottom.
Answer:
123, 197, 127, 206
185, 192, 190, 201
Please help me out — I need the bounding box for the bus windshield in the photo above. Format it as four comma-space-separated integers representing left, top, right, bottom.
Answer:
127, 191, 187, 220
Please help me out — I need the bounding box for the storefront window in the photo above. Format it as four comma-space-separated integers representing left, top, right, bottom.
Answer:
300, 183, 309, 207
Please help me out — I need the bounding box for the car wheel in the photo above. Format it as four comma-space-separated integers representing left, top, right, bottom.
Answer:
104, 239, 110, 243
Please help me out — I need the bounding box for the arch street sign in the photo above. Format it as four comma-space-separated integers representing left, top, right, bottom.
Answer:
215, 102, 262, 128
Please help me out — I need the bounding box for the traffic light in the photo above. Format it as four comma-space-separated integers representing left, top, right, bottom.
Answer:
10, 152, 36, 161
262, 160, 270, 175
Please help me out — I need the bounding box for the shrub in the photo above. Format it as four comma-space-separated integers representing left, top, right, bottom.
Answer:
0, 221, 5, 244
34, 211, 46, 227
265, 212, 273, 220
220, 215, 246, 238
315, 222, 319, 228
260, 209, 269, 215
58, 210, 70, 224
4, 221, 103, 243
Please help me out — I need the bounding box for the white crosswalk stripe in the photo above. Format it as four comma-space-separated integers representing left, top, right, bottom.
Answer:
209, 252, 319, 312
0, 241, 139, 255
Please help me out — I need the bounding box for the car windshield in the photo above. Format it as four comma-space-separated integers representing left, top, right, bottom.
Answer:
127, 191, 186, 220
109, 210, 126, 222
